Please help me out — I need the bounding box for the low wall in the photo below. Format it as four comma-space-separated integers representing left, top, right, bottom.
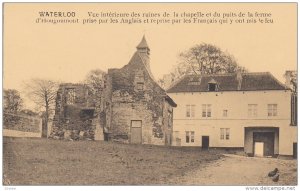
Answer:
3, 113, 42, 137
3, 129, 41, 138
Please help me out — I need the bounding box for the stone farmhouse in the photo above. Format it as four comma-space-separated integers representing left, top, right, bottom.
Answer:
167, 72, 297, 157
51, 36, 177, 145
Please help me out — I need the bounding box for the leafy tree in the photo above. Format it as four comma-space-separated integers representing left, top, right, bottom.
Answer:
84, 69, 107, 112
84, 69, 106, 93
179, 43, 247, 75
4, 89, 23, 113
158, 43, 247, 89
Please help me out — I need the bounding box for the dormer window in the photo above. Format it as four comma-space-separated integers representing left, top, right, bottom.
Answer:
208, 79, 218, 91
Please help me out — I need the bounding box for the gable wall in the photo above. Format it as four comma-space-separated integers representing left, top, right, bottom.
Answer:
107, 54, 172, 145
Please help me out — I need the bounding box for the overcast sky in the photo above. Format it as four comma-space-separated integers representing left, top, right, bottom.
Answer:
4, 3, 297, 109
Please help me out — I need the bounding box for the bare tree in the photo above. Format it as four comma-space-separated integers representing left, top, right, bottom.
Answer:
23, 79, 59, 134
4, 89, 23, 113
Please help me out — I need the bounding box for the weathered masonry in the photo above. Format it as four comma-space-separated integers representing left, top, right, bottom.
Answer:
51, 36, 177, 145
51, 83, 106, 140
105, 36, 177, 145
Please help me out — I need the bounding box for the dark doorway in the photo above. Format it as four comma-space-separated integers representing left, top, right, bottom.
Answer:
293, 142, 297, 159
253, 132, 275, 156
202, 136, 209, 149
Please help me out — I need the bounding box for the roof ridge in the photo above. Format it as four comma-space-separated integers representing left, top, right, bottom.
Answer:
186, 72, 277, 77
167, 71, 289, 93
186, 73, 235, 77
242, 72, 270, 75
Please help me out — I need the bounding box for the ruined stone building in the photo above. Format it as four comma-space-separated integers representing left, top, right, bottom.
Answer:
51, 83, 107, 140
51, 36, 177, 145
106, 36, 177, 145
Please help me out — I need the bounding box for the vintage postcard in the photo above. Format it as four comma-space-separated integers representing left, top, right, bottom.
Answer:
2, 2, 298, 189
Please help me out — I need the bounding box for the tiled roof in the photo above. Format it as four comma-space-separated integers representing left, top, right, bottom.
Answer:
167, 72, 288, 93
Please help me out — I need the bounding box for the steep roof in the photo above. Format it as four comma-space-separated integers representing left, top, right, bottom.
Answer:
167, 72, 288, 93
136, 35, 149, 49
109, 51, 149, 91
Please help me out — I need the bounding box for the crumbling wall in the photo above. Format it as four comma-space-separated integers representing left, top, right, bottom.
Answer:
50, 83, 101, 140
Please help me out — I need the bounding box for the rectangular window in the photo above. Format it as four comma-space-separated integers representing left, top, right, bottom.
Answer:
248, 104, 258, 117
268, 104, 277, 116
226, 128, 230, 140
191, 131, 195, 143
135, 72, 144, 82
223, 110, 228, 117
186, 105, 190, 117
185, 131, 190, 143
220, 128, 224, 140
186, 105, 195, 118
137, 82, 144, 90
185, 131, 195, 143
136, 75, 144, 82
202, 104, 212, 117
220, 128, 230, 140
207, 105, 211, 117
66, 88, 76, 105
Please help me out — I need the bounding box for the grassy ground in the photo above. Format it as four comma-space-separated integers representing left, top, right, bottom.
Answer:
3, 137, 222, 185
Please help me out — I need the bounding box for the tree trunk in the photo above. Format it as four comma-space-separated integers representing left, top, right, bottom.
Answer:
42, 95, 49, 138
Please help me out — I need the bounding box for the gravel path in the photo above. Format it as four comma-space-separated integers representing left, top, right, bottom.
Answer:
168, 154, 297, 185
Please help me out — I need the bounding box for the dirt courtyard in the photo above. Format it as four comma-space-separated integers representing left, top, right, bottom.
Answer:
169, 154, 297, 185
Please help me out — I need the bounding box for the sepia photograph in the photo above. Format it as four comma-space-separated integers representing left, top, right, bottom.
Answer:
2, 2, 298, 189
